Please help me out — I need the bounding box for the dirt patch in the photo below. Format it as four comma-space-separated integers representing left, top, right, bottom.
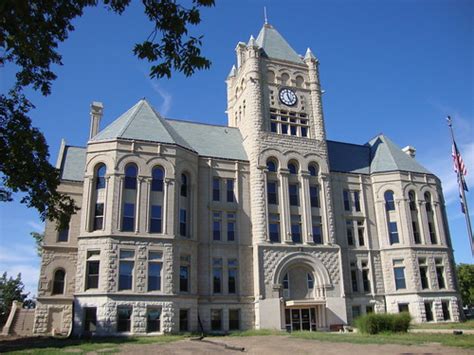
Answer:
118, 335, 472, 355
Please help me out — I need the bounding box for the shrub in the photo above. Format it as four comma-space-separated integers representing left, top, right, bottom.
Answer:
355, 312, 411, 334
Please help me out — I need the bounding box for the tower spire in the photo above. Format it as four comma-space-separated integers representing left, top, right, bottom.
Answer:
264, 6, 268, 24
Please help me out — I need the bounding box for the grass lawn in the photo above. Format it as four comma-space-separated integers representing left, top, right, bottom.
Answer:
411, 319, 474, 330
229, 328, 474, 349
0, 335, 185, 354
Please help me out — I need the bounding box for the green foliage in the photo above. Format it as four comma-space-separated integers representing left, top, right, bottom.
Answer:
457, 263, 474, 307
0, 272, 29, 325
0, 0, 215, 228
355, 312, 411, 334
31, 231, 45, 257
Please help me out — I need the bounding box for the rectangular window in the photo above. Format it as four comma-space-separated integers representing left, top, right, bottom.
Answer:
213, 211, 221, 241
122, 203, 135, 232
270, 121, 277, 133
229, 309, 240, 331
269, 213, 280, 242
211, 309, 222, 331
213, 177, 220, 202
179, 209, 186, 236
146, 308, 161, 333
352, 306, 361, 321
343, 190, 351, 211
124, 175, 136, 190
301, 126, 308, 137
147, 251, 162, 291
425, 302, 434, 322
267, 181, 278, 205
150, 205, 162, 233
393, 260, 406, 290
179, 309, 189, 332
213, 258, 222, 293
93, 203, 104, 231
291, 215, 301, 243
353, 191, 361, 212
227, 221, 235, 242
388, 222, 399, 244
180, 255, 190, 292
227, 179, 234, 202
86, 250, 100, 290
312, 217, 322, 244
412, 221, 421, 244
290, 124, 297, 136
366, 305, 374, 314
281, 123, 288, 134
398, 303, 409, 313
436, 259, 446, 289
346, 220, 354, 246
57, 220, 70, 242
357, 220, 365, 246
83, 307, 97, 332
289, 184, 299, 206
362, 261, 370, 292
310, 185, 320, 208
442, 301, 451, 321
119, 250, 135, 291
419, 258, 429, 289
351, 267, 358, 292
228, 259, 238, 294
117, 306, 132, 332
428, 222, 437, 244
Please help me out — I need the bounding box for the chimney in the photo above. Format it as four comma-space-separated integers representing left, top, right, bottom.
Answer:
89, 101, 104, 139
402, 145, 416, 158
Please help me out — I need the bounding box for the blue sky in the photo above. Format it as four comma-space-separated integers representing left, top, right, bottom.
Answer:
0, 0, 472, 296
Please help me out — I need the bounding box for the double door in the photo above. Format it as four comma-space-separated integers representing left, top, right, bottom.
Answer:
285, 307, 317, 331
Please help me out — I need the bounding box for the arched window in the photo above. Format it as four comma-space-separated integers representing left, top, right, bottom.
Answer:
408, 190, 417, 211
180, 173, 188, 197
288, 161, 298, 175
124, 164, 138, 190
307, 273, 314, 289
151, 166, 164, 192
95, 164, 106, 189
267, 70, 275, 83
424, 192, 432, 212
295, 75, 304, 88
308, 163, 319, 177
267, 158, 278, 172
384, 190, 395, 211
52, 269, 65, 295
281, 73, 290, 85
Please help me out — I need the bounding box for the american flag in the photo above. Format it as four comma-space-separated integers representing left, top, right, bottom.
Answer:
452, 140, 468, 178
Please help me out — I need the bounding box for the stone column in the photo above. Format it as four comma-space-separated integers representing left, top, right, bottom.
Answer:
320, 174, 335, 244
83, 176, 94, 232
117, 176, 124, 230
433, 201, 447, 245
103, 176, 111, 233
419, 200, 430, 245
300, 172, 312, 244
304, 50, 326, 141
143, 178, 151, 233
135, 177, 144, 233
279, 170, 291, 243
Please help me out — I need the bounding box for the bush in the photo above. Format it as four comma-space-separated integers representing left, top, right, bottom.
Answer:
355, 312, 411, 334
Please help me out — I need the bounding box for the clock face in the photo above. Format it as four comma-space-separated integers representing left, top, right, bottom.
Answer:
279, 88, 297, 106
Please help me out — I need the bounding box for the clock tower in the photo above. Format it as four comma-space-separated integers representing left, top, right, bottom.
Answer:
226, 23, 345, 330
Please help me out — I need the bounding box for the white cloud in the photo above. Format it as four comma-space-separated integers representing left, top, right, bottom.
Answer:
150, 81, 172, 116
27, 220, 44, 232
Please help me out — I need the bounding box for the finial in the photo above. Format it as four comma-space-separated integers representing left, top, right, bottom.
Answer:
304, 47, 316, 60
247, 35, 256, 47
264, 7, 268, 24
227, 65, 236, 78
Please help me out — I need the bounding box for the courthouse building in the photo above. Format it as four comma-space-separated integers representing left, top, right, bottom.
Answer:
33, 23, 461, 335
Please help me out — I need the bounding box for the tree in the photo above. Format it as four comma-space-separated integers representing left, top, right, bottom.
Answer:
0, 0, 215, 229
457, 263, 474, 308
31, 231, 45, 257
0, 272, 29, 325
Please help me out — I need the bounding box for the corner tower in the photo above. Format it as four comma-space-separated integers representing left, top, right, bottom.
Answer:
227, 23, 344, 330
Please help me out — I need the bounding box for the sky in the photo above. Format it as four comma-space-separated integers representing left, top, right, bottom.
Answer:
0, 0, 473, 297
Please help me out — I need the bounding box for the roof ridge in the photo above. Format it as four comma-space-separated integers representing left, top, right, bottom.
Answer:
166, 117, 238, 129
117, 100, 144, 137
327, 139, 369, 149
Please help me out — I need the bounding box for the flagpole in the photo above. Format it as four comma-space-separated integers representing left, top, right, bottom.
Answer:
447, 116, 474, 255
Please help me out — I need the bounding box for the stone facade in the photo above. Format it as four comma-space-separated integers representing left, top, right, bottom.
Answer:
33, 23, 461, 336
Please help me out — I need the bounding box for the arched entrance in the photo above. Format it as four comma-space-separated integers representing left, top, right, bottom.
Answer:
273, 253, 332, 331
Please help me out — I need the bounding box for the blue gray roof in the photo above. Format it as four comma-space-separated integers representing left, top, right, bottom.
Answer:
328, 135, 431, 175
59, 146, 86, 181
256, 24, 304, 64
90, 99, 248, 161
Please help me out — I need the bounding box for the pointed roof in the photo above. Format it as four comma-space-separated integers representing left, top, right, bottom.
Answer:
367, 134, 431, 174
91, 99, 193, 150
256, 24, 303, 64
